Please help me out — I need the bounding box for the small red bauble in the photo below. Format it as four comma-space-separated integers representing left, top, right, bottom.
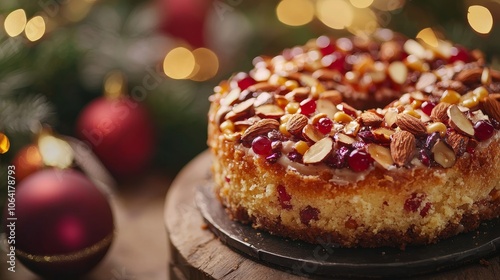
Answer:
76, 97, 155, 179
4, 169, 114, 278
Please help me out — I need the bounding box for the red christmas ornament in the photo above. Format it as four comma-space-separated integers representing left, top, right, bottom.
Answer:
76, 97, 155, 179
12, 144, 44, 182
4, 169, 114, 277
158, 0, 213, 48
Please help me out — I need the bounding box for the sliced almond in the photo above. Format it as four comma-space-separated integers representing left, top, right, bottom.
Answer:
403, 39, 426, 59
312, 69, 342, 82
395, 113, 427, 136
302, 124, 324, 142
372, 127, 395, 142
431, 140, 456, 168
481, 97, 500, 122
446, 130, 469, 156
220, 88, 241, 106
241, 119, 279, 143
390, 130, 416, 166
300, 74, 320, 88
481, 68, 491, 85
303, 137, 333, 164
384, 108, 399, 127
430, 102, 451, 122
253, 92, 274, 107
388, 61, 408, 85
232, 98, 256, 114
343, 121, 360, 136
215, 106, 231, 125
447, 105, 474, 136
360, 111, 383, 127
255, 104, 285, 119
416, 72, 437, 91
317, 99, 338, 119
367, 144, 394, 169
319, 90, 343, 105
336, 133, 356, 145
286, 114, 309, 135
285, 87, 310, 102
247, 82, 278, 92
310, 113, 328, 126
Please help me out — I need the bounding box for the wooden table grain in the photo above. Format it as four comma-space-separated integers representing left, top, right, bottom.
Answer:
165, 151, 500, 280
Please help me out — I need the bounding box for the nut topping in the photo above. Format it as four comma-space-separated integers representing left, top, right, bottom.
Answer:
241, 119, 279, 143
255, 104, 285, 119
431, 140, 456, 168
286, 114, 309, 135
481, 97, 500, 122
367, 144, 394, 169
446, 130, 469, 156
303, 137, 333, 164
388, 61, 408, 85
430, 102, 451, 122
302, 124, 324, 142
360, 112, 383, 127
395, 113, 427, 136
447, 105, 475, 136
390, 130, 416, 166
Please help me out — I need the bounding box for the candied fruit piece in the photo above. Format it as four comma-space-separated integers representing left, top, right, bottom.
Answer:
404, 192, 426, 213
300, 205, 320, 225
474, 120, 494, 142
315, 117, 333, 134
252, 136, 272, 156
277, 185, 292, 210
347, 149, 373, 172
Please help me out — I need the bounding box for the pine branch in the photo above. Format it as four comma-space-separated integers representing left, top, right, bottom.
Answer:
0, 94, 55, 133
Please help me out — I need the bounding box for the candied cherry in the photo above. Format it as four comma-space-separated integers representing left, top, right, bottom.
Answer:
347, 149, 372, 172
233, 72, 256, 90
316, 36, 335, 56
449, 45, 470, 64
299, 98, 317, 115
252, 136, 272, 156
474, 120, 494, 142
404, 192, 425, 213
277, 185, 292, 210
420, 101, 436, 116
300, 206, 320, 225
323, 51, 346, 72
328, 146, 350, 169
315, 117, 333, 134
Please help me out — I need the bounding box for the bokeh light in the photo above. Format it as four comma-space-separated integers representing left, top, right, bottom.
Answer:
0, 133, 10, 154
416, 27, 438, 48
190, 48, 219, 81
25, 16, 46, 42
349, 0, 373, 9
316, 0, 353, 30
163, 47, 196, 80
104, 71, 126, 99
276, 0, 315, 26
62, 0, 94, 22
347, 7, 378, 35
38, 134, 74, 169
4, 9, 27, 37
467, 5, 493, 35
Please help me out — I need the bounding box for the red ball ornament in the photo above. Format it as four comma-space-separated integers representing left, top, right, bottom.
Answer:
4, 169, 114, 277
76, 97, 155, 179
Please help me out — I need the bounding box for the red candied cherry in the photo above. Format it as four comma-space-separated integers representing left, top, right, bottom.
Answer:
449, 45, 471, 64
347, 149, 373, 172
232, 72, 256, 90
474, 120, 495, 142
420, 101, 436, 116
316, 36, 335, 56
299, 98, 317, 115
322, 51, 346, 72
252, 136, 272, 156
404, 192, 425, 213
300, 205, 320, 225
315, 117, 333, 134
277, 185, 292, 210
420, 202, 432, 217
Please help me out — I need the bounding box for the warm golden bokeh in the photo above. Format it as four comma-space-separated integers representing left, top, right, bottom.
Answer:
467, 5, 493, 35
25, 16, 46, 42
38, 134, 74, 169
316, 0, 353, 30
416, 27, 438, 48
104, 71, 126, 99
349, 0, 373, 8
4, 9, 27, 37
0, 133, 10, 154
276, 0, 315, 26
191, 48, 219, 81
163, 47, 196, 79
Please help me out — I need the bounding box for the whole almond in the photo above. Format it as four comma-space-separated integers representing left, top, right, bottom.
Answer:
395, 114, 427, 136
430, 102, 451, 122
455, 68, 482, 84
481, 96, 500, 122
303, 137, 333, 164
446, 131, 469, 156
241, 119, 279, 143
360, 111, 383, 127
286, 114, 309, 135
390, 130, 416, 166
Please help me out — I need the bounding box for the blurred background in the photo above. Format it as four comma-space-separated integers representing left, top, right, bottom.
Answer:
0, 0, 499, 202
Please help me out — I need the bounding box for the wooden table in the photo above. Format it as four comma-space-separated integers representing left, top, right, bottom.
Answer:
165, 151, 500, 280
0, 171, 171, 280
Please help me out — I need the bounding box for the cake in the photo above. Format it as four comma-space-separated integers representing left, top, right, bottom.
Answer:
207, 29, 500, 248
